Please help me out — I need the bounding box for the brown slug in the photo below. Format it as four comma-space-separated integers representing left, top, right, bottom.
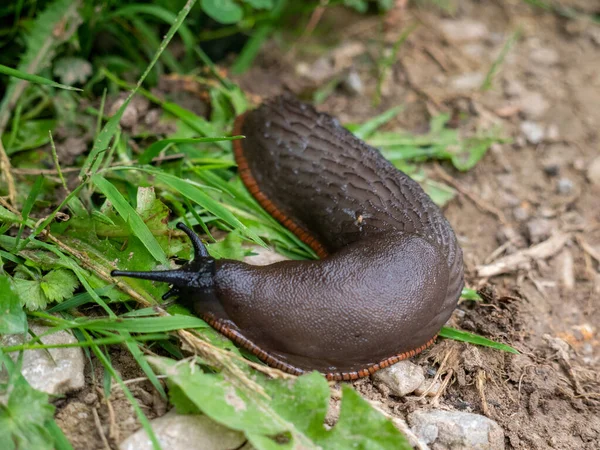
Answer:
111, 95, 464, 381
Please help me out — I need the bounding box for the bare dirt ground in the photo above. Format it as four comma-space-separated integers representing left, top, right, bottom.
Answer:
56, 1, 600, 448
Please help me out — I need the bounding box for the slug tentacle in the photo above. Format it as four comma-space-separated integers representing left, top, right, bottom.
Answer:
111, 222, 216, 295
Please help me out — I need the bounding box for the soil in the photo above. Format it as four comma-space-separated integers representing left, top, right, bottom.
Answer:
54, 1, 600, 448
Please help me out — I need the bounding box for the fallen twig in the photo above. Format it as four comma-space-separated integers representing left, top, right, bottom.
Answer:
477, 232, 571, 278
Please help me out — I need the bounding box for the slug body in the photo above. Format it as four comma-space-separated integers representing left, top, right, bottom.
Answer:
112, 96, 464, 380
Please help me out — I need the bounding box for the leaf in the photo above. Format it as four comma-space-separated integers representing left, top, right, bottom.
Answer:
3, 119, 56, 155
12, 277, 46, 310
40, 269, 78, 302
320, 386, 412, 449
152, 357, 411, 449
0, 206, 21, 224
12, 268, 78, 310
0, 365, 55, 450
439, 327, 519, 354
460, 287, 482, 301
243, 0, 274, 9
202, 0, 243, 24
0, 63, 82, 91
0, 275, 26, 335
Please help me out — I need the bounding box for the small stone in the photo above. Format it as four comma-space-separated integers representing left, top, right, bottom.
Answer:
408, 410, 505, 450
119, 409, 245, 450
451, 72, 485, 91
557, 178, 574, 195
110, 99, 137, 129
341, 70, 363, 96
372, 361, 425, 397
503, 78, 524, 98
0, 323, 85, 396
530, 47, 560, 66
519, 92, 549, 119
82, 392, 99, 405
587, 156, 600, 186
526, 218, 553, 244
513, 206, 530, 222
520, 121, 545, 144
440, 20, 488, 43
546, 124, 560, 141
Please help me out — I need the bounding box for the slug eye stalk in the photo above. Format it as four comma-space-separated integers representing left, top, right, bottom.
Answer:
111, 222, 215, 300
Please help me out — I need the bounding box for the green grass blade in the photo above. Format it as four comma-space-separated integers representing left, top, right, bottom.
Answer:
138, 136, 244, 164
91, 175, 169, 266
350, 105, 405, 140
439, 326, 519, 354
76, 315, 208, 333
0, 63, 82, 91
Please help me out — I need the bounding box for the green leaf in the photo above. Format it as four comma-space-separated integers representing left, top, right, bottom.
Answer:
0, 206, 21, 224
0, 275, 26, 335
243, 0, 274, 9
0, 63, 82, 91
12, 268, 78, 310
12, 277, 46, 310
202, 0, 243, 24
3, 119, 56, 155
152, 357, 411, 449
0, 364, 55, 450
439, 327, 519, 354
321, 386, 412, 449
39, 269, 78, 303
460, 287, 482, 301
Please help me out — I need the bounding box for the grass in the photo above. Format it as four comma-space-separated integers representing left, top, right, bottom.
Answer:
1, 1, 512, 449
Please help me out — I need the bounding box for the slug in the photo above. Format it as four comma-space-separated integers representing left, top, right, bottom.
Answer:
112, 95, 464, 381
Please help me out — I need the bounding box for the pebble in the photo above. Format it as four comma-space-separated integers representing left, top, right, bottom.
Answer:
341, 70, 364, 96
440, 20, 489, 43
451, 72, 485, 91
372, 361, 425, 397
503, 78, 525, 98
557, 178, 574, 195
408, 410, 505, 450
512, 206, 530, 222
520, 121, 545, 144
529, 47, 560, 66
0, 322, 85, 396
519, 92, 549, 119
587, 156, 600, 186
526, 218, 553, 244
120, 409, 246, 450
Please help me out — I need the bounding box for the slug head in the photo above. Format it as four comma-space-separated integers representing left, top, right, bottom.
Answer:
111, 222, 215, 300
